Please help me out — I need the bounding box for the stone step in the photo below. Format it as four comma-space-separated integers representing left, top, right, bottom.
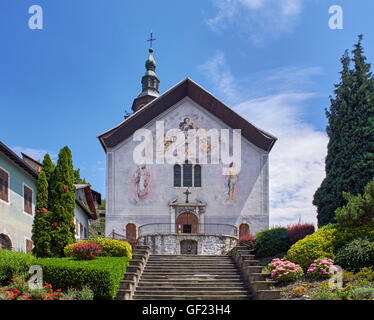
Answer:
256, 290, 281, 300
135, 286, 247, 292
140, 274, 242, 280
136, 282, 246, 288
147, 260, 235, 265
150, 255, 230, 258
143, 268, 240, 276
144, 265, 238, 270
250, 281, 276, 291
134, 290, 249, 296
245, 266, 263, 274
132, 294, 250, 300
247, 273, 269, 282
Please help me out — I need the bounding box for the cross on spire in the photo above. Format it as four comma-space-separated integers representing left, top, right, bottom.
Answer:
147, 32, 156, 49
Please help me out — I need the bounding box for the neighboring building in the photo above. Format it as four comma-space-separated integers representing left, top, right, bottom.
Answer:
98, 47, 277, 255
21, 153, 42, 174
0, 141, 38, 252
74, 184, 101, 240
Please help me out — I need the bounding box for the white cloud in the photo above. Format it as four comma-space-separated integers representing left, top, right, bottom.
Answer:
12, 146, 57, 163
207, 0, 303, 44
199, 53, 328, 227
235, 94, 328, 227
197, 51, 239, 104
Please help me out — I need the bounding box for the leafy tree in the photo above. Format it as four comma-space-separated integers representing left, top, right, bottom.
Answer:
74, 168, 90, 186
42, 153, 55, 183
31, 170, 52, 257
335, 177, 374, 227
313, 35, 374, 226
49, 146, 76, 257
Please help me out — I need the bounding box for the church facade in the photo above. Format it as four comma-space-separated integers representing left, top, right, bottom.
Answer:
98, 48, 277, 255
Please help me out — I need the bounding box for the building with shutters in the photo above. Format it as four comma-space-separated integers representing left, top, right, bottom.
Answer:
98, 46, 277, 255
0, 141, 38, 252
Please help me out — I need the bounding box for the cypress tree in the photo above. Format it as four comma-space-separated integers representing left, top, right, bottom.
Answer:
49, 146, 76, 257
31, 170, 52, 257
313, 35, 374, 226
42, 153, 55, 183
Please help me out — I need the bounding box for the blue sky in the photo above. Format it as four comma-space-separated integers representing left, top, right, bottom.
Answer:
1, 0, 374, 225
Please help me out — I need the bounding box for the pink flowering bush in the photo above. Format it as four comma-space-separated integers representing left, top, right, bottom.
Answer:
268, 258, 304, 284
307, 258, 339, 280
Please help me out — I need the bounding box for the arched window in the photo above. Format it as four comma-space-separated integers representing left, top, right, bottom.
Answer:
194, 165, 201, 187
183, 162, 193, 187
174, 164, 181, 187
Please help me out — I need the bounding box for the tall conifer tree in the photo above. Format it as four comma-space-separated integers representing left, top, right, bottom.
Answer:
49, 146, 76, 257
31, 170, 52, 257
313, 35, 374, 226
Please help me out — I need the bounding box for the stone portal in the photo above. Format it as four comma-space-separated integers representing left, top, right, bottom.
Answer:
180, 239, 198, 254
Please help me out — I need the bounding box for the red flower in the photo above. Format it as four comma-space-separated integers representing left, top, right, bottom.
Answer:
56, 289, 61, 292
9, 296, 14, 300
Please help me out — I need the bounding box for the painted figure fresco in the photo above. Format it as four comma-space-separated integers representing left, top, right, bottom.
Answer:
179, 117, 194, 132
225, 162, 238, 201
134, 165, 151, 200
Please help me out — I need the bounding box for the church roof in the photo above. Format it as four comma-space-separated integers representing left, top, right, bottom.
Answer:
97, 78, 277, 152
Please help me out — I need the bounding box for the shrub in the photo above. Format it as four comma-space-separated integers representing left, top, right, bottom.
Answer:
36, 257, 129, 299
351, 286, 374, 300
311, 287, 337, 300
267, 258, 304, 284
0, 250, 36, 285
254, 228, 289, 258
64, 238, 132, 260
238, 234, 256, 250
335, 238, 374, 273
72, 241, 102, 260
287, 223, 315, 245
285, 224, 337, 269
307, 258, 339, 280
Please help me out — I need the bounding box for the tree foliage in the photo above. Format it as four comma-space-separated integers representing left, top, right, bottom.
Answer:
313, 35, 374, 226
49, 146, 76, 257
31, 166, 52, 257
335, 177, 374, 227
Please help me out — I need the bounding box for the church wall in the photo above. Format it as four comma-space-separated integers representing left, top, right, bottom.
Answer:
105, 97, 269, 237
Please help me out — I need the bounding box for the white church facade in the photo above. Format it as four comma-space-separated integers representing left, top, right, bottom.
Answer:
98, 47, 276, 255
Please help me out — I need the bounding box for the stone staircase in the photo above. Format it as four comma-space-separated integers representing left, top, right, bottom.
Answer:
116, 245, 280, 300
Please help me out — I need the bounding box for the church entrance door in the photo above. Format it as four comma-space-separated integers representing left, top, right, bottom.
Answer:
176, 212, 198, 234
180, 240, 198, 254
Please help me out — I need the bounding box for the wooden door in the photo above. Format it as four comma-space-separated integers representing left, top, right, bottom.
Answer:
176, 213, 198, 234
126, 223, 137, 240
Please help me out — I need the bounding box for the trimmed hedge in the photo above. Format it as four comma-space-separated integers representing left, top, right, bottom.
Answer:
64, 238, 132, 260
254, 228, 290, 258
0, 250, 36, 284
36, 257, 129, 299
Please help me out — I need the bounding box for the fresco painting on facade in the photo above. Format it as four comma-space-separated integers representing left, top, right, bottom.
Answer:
134, 165, 151, 201
225, 162, 238, 201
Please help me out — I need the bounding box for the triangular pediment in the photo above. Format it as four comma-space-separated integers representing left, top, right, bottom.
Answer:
98, 78, 277, 152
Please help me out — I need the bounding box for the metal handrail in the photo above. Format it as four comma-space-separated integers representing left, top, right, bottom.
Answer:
138, 223, 238, 238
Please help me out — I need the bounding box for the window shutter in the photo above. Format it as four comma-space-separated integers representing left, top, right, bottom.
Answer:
0, 169, 8, 202
24, 185, 33, 215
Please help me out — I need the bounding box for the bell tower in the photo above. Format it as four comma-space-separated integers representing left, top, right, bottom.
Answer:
131, 33, 160, 113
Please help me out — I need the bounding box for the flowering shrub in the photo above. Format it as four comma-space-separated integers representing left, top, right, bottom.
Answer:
307, 258, 339, 280
6, 278, 64, 300
287, 223, 315, 245
64, 238, 132, 259
72, 241, 102, 260
268, 258, 304, 283
239, 234, 256, 250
